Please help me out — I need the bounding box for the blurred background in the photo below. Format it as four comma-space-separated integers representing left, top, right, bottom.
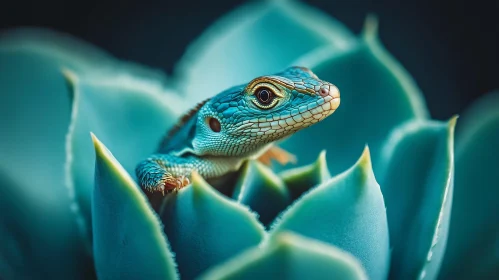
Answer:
1, 0, 497, 119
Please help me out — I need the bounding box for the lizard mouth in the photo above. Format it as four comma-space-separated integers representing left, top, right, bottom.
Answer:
280, 84, 340, 131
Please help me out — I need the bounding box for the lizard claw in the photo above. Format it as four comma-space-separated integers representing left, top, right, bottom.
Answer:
159, 173, 191, 195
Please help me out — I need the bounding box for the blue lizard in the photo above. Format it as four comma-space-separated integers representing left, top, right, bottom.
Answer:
135, 66, 340, 194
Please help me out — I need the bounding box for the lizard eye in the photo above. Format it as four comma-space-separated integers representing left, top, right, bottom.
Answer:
252, 87, 279, 109
256, 87, 274, 105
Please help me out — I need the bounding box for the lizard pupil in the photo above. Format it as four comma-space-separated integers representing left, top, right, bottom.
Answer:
257, 88, 274, 104
208, 117, 221, 132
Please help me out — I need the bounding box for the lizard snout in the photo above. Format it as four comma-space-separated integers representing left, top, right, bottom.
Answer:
320, 84, 340, 113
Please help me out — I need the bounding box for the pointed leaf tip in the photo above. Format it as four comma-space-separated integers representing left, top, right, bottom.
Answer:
160, 167, 266, 279
356, 145, 373, 183
362, 14, 379, 41
66, 76, 179, 244
279, 150, 331, 200
190, 169, 207, 193
377, 118, 455, 279
271, 148, 389, 280
440, 92, 499, 279
448, 114, 458, 133
61, 67, 79, 86
232, 160, 291, 227
92, 135, 178, 280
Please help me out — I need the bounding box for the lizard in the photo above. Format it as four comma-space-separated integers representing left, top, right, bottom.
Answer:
135, 66, 340, 195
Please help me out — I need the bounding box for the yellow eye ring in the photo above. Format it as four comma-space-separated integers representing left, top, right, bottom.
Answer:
249, 82, 282, 110
251, 85, 280, 109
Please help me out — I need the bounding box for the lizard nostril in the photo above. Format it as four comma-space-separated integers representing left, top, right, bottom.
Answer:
319, 88, 329, 97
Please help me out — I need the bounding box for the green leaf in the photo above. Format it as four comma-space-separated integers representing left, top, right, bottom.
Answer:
376, 117, 456, 279
199, 232, 368, 280
91, 134, 178, 279
270, 147, 390, 280
160, 172, 266, 280
232, 160, 291, 227
439, 92, 499, 279
278, 17, 428, 176
65, 71, 181, 245
174, 0, 356, 101
279, 150, 331, 201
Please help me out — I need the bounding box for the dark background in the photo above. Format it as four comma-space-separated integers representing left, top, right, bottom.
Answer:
1, 0, 498, 119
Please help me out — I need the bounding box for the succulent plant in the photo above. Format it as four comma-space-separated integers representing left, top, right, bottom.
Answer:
0, 0, 497, 279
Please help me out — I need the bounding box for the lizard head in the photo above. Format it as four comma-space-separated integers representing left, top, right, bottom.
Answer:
191, 66, 340, 157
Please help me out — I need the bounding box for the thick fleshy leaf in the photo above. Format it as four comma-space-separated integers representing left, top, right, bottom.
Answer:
232, 160, 291, 227
439, 92, 499, 279
174, 0, 356, 100
0, 29, 174, 276
199, 232, 368, 280
270, 147, 390, 280
91, 134, 178, 279
376, 117, 456, 279
0, 168, 96, 279
0, 28, 121, 278
0, 29, 105, 214
278, 17, 428, 176
66, 72, 182, 244
279, 150, 331, 200
160, 172, 266, 280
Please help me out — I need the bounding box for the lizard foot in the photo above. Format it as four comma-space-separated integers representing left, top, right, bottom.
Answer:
258, 145, 297, 166
160, 173, 191, 195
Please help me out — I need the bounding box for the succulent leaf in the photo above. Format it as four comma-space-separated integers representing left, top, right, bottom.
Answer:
0, 168, 97, 279
376, 117, 456, 279
279, 150, 331, 201
232, 160, 291, 227
439, 92, 499, 279
0, 36, 77, 209
0, 29, 116, 279
174, 0, 356, 100
278, 17, 428, 176
65, 72, 181, 244
270, 147, 390, 280
160, 171, 266, 280
91, 134, 178, 280
199, 232, 368, 280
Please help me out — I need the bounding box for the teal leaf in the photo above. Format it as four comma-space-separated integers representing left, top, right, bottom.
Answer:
0, 29, 175, 276
232, 160, 291, 227
376, 117, 456, 279
279, 150, 331, 200
0, 168, 96, 280
91, 134, 178, 280
0, 29, 100, 215
0, 28, 122, 278
160, 171, 266, 280
65, 71, 181, 246
174, 0, 356, 100
0, 28, 171, 82
270, 147, 390, 280
278, 17, 428, 176
439, 92, 499, 279
199, 232, 368, 280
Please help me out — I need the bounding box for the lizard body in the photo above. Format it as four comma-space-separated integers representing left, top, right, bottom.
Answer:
135, 66, 340, 194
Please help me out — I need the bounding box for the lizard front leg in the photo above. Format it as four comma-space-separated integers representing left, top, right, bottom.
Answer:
136, 154, 245, 195
135, 154, 192, 195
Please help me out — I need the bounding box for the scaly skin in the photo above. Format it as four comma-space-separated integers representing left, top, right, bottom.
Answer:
135, 66, 340, 194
